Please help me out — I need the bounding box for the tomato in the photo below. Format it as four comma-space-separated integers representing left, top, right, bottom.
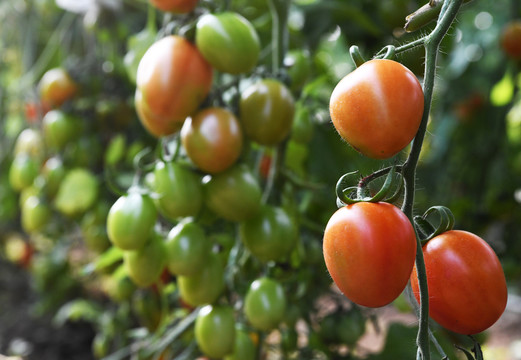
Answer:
39, 67, 78, 108
40, 156, 66, 199
42, 110, 81, 150
284, 50, 311, 93
106, 190, 157, 250
103, 264, 136, 302
501, 20, 521, 59
178, 252, 225, 306
329, 59, 424, 159
410, 230, 507, 335
181, 107, 243, 174
196, 12, 260, 74
149, 0, 198, 13
239, 79, 295, 145
151, 160, 203, 220
291, 102, 313, 144
14, 128, 45, 160
244, 277, 286, 331
239, 205, 297, 262
54, 168, 98, 217
135, 35, 212, 137
165, 220, 211, 276
323, 202, 417, 308
21, 195, 51, 234
224, 327, 256, 360
203, 164, 261, 222
124, 232, 167, 287
4, 234, 34, 268
9, 154, 39, 192
195, 305, 236, 358
81, 202, 111, 253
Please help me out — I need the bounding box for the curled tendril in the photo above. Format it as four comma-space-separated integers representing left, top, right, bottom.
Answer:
335, 165, 404, 207
378, 45, 396, 60
414, 205, 455, 243
349, 46, 366, 68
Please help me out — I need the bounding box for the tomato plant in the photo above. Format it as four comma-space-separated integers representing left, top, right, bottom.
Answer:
181, 107, 243, 174
135, 35, 213, 137
329, 59, 424, 159
38, 67, 78, 108
106, 190, 157, 250
195, 305, 236, 358
149, 0, 198, 14
124, 232, 167, 287
239, 205, 297, 262
501, 20, 521, 60
196, 12, 260, 74
239, 79, 295, 145
323, 202, 417, 307
410, 230, 508, 335
244, 277, 286, 331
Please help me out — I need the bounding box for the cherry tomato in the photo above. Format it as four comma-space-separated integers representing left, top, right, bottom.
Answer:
124, 232, 167, 287
501, 20, 521, 59
54, 168, 99, 217
39, 67, 78, 108
14, 128, 44, 160
224, 327, 256, 360
9, 154, 39, 192
203, 164, 261, 222
165, 220, 211, 276
149, 0, 198, 13
42, 110, 81, 150
239, 79, 295, 145
151, 160, 203, 220
239, 205, 297, 262
329, 59, 424, 159
181, 107, 243, 174
284, 50, 311, 93
196, 12, 260, 74
106, 190, 157, 250
135, 35, 212, 137
410, 230, 507, 335
244, 277, 286, 331
195, 305, 236, 358
178, 252, 225, 306
323, 202, 417, 308
21, 195, 51, 234
40, 156, 66, 199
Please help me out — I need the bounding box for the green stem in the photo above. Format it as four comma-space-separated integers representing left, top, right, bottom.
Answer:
267, 0, 290, 74
401, 0, 465, 359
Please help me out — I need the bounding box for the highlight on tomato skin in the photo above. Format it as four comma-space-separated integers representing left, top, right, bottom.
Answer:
38, 67, 78, 109
322, 201, 417, 308
329, 59, 424, 159
410, 230, 508, 335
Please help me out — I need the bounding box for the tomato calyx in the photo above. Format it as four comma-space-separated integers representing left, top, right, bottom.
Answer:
335, 165, 404, 206
414, 205, 455, 243
456, 336, 484, 360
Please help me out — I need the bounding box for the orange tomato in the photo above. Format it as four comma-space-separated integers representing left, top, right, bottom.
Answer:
39, 68, 78, 108
501, 20, 521, 60
149, 0, 198, 13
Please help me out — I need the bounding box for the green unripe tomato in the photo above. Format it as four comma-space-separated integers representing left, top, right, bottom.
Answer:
21, 195, 51, 233
42, 110, 81, 150
244, 277, 286, 331
284, 50, 311, 92
107, 190, 157, 250
224, 327, 256, 360
195, 305, 236, 358
124, 232, 166, 287
165, 220, 211, 276
9, 154, 39, 192
196, 12, 260, 74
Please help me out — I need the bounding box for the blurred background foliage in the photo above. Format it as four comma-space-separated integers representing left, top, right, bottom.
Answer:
1, 0, 521, 359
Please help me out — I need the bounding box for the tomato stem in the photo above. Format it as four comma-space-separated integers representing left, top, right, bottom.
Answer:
267, 0, 290, 74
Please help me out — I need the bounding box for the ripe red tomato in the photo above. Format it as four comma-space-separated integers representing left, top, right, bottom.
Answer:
410, 230, 507, 335
149, 0, 198, 13
196, 12, 260, 74
501, 20, 521, 59
329, 59, 424, 159
323, 202, 417, 307
181, 107, 243, 174
239, 79, 295, 145
39, 67, 78, 108
244, 277, 286, 331
195, 305, 236, 358
135, 35, 212, 137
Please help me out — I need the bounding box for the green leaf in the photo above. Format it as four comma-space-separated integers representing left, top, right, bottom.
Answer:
53, 299, 103, 326
490, 71, 514, 106
82, 246, 124, 275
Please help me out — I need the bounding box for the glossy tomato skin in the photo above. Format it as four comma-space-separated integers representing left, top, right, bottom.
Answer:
244, 277, 287, 331
501, 20, 521, 59
323, 202, 417, 308
239, 79, 295, 145
39, 68, 77, 108
181, 107, 243, 174
240, 205, 297, 262
135, 35, 212, 137
195, 305, 236, 359
329, 59, 424, 159
151, 160, 203, 220
106, 191, 157, 250
196, 12, 260, 74
203, 164, 262, 222
42, 110, 81, 150
9, 154, 39, 192
149, 0, 198, 13
21, 195, 51, 233
124, 232, 167, 287
410, 230, 507, 335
